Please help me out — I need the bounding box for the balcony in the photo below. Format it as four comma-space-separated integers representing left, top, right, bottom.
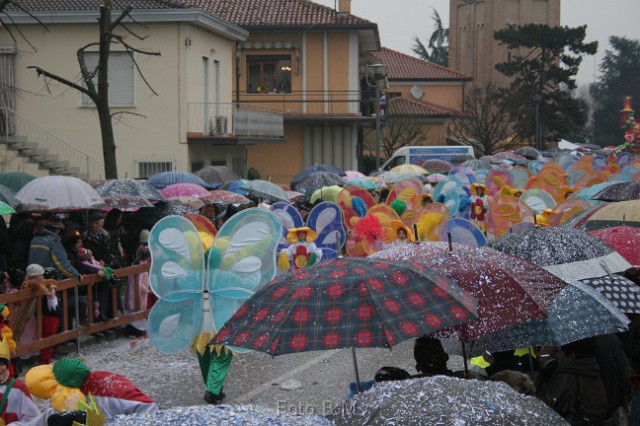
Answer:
187, 103, 285, 145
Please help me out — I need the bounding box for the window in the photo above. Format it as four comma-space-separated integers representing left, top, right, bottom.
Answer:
247, 55, 291, 94
138, 161, 172, 179
81, 51, 135, 106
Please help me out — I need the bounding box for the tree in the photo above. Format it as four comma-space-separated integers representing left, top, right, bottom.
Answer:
28, 1, 160, 179
412, 8, 448, 66
590, 36, 640, 147
494, 24, 597, 145
447, 83, 521, 156
380, 115, 429, 159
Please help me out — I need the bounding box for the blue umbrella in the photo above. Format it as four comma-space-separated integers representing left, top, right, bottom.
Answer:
346, 178, 377, 190
222, 179, 249, 195
148, 172, 219, 190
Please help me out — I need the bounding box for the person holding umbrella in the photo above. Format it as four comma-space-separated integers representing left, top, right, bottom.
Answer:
28, 213, 80, 280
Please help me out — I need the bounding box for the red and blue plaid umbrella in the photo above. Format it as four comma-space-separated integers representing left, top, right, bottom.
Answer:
211, 257, 478, 355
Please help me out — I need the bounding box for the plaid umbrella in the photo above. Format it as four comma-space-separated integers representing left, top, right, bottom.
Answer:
212, 257, 478, 355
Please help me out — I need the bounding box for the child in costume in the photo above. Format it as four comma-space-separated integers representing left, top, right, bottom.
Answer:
0, 305, 16, 378
25, 357, 158, 422
0, 337, 41, 425
278, 227, 323, 271
389, 220, 415, 246
469, 183, 489, 232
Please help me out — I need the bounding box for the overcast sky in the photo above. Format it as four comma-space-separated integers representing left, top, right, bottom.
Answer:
314, 0, 640, 86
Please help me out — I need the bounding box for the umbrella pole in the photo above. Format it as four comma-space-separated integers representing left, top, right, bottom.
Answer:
461, 341, 469, 378
528, 347, 535, 372
351, 347, 362, 393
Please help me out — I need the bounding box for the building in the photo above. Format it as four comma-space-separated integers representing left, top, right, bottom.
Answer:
448, 0, 561, 89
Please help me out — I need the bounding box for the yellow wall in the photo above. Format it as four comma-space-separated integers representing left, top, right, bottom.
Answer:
248, 125, 304, 187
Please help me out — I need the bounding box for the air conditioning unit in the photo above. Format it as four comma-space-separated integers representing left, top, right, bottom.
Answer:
215, 116, 228, 135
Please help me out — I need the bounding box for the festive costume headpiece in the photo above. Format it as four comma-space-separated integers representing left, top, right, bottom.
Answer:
0, 304, 9, 321
499, 185, 524, 198
560, 186, 577, 199
470, 183, 488, 196
0, 337, 10, 362
286, 227, 317, 244
421, 193, 434, 204
390, 220, 416, 243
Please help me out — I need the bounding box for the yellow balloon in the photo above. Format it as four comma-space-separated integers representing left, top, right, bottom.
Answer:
25, 364, 57, 399
51, 386, 86, 412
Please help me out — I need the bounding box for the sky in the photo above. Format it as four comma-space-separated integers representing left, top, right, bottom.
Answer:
314, 0, 640, 86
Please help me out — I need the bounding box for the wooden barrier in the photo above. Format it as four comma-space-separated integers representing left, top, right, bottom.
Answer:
0, 263, 151, 357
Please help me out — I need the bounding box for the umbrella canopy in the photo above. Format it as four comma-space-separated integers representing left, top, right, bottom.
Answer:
589, 225, 640, 265
94, 178, 164, 209
148, 171, 217, 190
419, 159, 453, 173
15, 175, 104, 212
376, 171, 420, 185
460, 159, 492, 172
240, 180, 289, 203
199, 190, 250, 205
0, 201, 14, 215
488, 226, 631, 281
221, 179, 249, 195
193, 166, 241, 185
371, 242, 568, 343
329, 376, 567, 426
290, 164, 345, 188
131, 200, 198, 226
160, 183, 211, 199
578, 274, 640, 314
212, 257, 478, 354
390, 164, 428, 175
0, 184, 18, 207
344, 170, 366, 179
345, 178, 377, 190
591, 181, 640, 202
469, 281, 629, 353
0, 172, 36, 192
515, 146, 541, 160
292, 172, 345, 193
310, 185, 344, 204
580, 199, 640, 231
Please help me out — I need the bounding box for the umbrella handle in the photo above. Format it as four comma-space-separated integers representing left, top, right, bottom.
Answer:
351, 347, 361, 393
461, 341, 469, 379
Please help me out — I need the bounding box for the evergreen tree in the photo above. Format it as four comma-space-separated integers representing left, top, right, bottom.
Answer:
494, 24, 597, 146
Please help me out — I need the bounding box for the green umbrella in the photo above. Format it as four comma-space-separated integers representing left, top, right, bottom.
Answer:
310, 185, 344, 204
0, 201, 14, 215
0, 172, 37, 192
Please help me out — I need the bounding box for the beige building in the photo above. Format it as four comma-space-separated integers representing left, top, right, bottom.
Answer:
449, 0, 561, 89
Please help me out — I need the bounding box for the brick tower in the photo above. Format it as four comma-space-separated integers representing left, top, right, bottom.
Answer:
448, 0, 561, 89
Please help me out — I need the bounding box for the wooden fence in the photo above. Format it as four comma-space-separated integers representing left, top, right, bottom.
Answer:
0, 263, 151, 357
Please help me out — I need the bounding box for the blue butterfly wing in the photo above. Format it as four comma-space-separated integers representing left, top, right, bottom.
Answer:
148, 291, 203, 354
270, 202, 304, 253
306, 202, 345, 261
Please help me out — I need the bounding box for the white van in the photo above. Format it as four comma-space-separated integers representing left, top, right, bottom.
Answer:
377, 145, 476, 172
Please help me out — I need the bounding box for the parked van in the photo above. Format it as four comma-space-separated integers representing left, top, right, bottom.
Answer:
377, 145, 476, 172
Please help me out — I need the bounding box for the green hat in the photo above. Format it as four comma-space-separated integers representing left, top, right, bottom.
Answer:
53, 358, 91, 388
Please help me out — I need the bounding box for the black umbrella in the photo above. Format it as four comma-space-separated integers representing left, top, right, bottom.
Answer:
291, 164, 345, 188
515, 146, 541, 160
193, 166, 241, 185
292, 172, 345, 193
131, 200, 198, 226
591, 181, 640, 202
578, 274, 640, 314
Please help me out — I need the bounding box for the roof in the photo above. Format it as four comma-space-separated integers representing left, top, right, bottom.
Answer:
369, 48, 471, 81
387, 97, 463, 117
184, 0, 376, 28
4, 0, 191, 12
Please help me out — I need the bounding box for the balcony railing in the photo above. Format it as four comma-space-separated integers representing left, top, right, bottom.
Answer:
187, 103, 284, 139
234, 90, 373, 117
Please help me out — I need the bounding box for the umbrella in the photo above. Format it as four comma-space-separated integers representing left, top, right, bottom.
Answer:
419, 159, 453, 173
0, 184, 17, 207
291, 164, 345, 188
193, 166, 241, 185
0, 201, 14, 215
328, 376, 567, 426
591, 181, 640, 202
467, 281, 629, 354
579, 199, 640, 231
310, 185, 344, 204
212, 256, 478, 359
15, 175, 104, 212
148, 171, 217, 190
389, 164, 428, 175
240, 180, 290, 203
460, 159, 492, 171
221, 179, 249, 195
375, 171, 419, 185
199, 190, 250, 205
578, 274, 640, 314
292, 172, 345, 193
131, 200, 198, 226
160, 183, 211, 199
94, 178, 164, 209
426, 173, 447, 184
344, 170, 366, 180
0, 172, 36, 192
285, 190, 305, 203
346, 178, 377, 190
515, 146, 541, 160
489, 226, 631, 281
589, 225, 640, 265
371, 242, 568, 344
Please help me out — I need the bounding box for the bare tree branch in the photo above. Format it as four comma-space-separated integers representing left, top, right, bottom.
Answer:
27, 66, 94, 99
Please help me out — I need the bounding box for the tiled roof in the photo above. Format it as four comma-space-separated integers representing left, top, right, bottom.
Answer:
369, 48, 471, 81
4, 0, 191, 12
184, 0, 375, 27
387, 97, 463, 117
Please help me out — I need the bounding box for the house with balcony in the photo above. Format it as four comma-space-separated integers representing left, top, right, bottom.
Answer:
184, 0, 380, 186
0, 0, 260, 181
365, 48, 472, 154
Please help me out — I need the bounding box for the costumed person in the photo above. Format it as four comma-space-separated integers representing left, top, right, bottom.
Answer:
25, 357, 158, 422
535, 208, 557, 227
389, 220, 415, 246
499, 185, 524, 198
0, 337, 41, 425
13, 264, 59, 368
0, 306, 16, 379
124, 246, 151, 338
278, 227, 322, 271
469, 183, 489, 232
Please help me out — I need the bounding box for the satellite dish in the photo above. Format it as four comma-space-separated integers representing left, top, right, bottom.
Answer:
410, 85, 424, 100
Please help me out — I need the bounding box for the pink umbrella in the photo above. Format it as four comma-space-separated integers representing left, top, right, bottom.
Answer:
200, 190, 250, 205
426, 173, 447, 184
344, 170, 366, 180
160, 183, 210, 199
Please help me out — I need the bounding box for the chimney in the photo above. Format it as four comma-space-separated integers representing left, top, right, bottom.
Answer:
338, 0, 351, 14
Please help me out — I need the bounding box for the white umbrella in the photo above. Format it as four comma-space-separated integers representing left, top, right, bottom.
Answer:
15, 175, 104, 211
240, 180, 290, 203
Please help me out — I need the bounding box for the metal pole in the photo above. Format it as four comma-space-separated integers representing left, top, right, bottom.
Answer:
534, 96, 541, 151
374, 81, 381, 169
351, 346, 362, 393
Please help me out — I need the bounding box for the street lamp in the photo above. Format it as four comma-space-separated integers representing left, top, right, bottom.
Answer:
368, 63, 388, 170
533, 94, 543, 152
